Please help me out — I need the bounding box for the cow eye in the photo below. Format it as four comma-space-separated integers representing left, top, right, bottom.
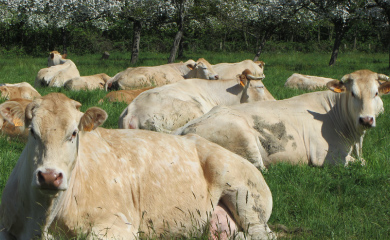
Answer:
375, 92, 378, 97
351, 92, 355, 97
70, 130, 78, 141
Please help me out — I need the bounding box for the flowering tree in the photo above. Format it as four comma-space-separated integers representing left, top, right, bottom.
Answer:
306, 0, 368, 66
2, 0, 122, 53
370, 0, 390, 68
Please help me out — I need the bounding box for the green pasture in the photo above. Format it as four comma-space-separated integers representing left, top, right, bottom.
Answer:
0, 51, 389, 239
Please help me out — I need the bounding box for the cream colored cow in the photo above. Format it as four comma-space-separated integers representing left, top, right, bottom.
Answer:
0, 98, 32, 141
284, 73, 336, 90
175, 70, 390, 169
0, 93, 275, 240
98, 87, 155, 104
0, 82, 41, 100
35, 59, 80, 88
105, 58, 219, 90
64, 73, 111, 91
47, 51, 67, 67
213, 59, 265, 80
119, 69, 275, 133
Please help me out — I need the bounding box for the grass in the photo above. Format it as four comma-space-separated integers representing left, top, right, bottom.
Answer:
1, 50, 390, 239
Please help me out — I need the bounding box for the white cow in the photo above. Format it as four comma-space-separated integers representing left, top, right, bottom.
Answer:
213, 60, 265, 80
47, 51, 67, 67
175, 70, 390, 169
119, 69, 275, 133
105, 58, 219, 90
0, 82, 41, 100
64, 73, 111, 91
284, 73, 336, 90
35, 59, 80, 88
0, 93, 275, 240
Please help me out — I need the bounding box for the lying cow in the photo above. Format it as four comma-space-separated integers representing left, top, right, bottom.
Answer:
284, 73, 336, 90
105, 58, 219, 90
0, 98, 32, 141
64, 73, 111, 91
98, 87, 155, 104
175, 70, 390, 169
47, 51, 67, 67
119, 69, 275, 133
0, 93, 275, 240
0, 82, 41, 100
35, 59, 80, 88
213, 59, 265, 79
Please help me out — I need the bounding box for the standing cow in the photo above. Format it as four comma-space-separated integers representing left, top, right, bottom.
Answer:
175, 70, 390, 169
0, 93, 275, 240
119, 69, 275, 133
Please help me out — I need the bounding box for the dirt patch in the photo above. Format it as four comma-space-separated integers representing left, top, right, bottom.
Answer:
252, 116, 295, 156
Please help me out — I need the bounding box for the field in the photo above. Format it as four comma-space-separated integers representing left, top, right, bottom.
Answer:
0, 51, 389, 239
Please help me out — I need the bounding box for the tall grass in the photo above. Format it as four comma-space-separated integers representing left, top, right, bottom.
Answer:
0, 51, 389, 239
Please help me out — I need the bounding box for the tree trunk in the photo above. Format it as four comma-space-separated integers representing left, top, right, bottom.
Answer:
62, 27, 67, 54
178, 38, 184, 59
253, 35, 267, 62
328, 21, 348, 66
130, 20, 142, 65
168, 1, 185, 63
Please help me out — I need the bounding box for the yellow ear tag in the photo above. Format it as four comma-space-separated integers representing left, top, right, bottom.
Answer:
13, 118, 23, 127
333, 88, 343, 93
240, 80, 245, 87
83, 123, 94, 132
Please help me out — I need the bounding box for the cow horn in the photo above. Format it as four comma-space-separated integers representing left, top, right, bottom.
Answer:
247, 74, 265, 80
377, 73, 390, 81
340, 74, 351, 83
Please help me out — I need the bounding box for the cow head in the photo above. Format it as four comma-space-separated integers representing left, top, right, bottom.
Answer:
25, 93, 107, 193
0, 99, 31, 139
47, 51, 64, 67
238, 69, 274, 102
185, 58, 219, 80
327, 69, 390, 130
0, 86, 10, 99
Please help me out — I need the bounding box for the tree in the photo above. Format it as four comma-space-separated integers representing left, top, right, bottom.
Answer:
370, 0, 390, 68
306, 0, 368, 66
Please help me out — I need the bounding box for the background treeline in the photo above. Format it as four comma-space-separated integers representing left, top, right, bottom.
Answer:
1, 0, 390, 66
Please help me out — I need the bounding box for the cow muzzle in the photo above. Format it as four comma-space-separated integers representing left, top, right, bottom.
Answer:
359, 116, 375, 128
36, 168, 64, 191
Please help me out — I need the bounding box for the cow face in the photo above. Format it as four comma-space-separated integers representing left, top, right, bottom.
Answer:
25, 93, 107, 193
327, 69, 390, 130
186, 58, 219, 80
47, 51, 63, 67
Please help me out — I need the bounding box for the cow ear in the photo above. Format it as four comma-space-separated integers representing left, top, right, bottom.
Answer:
0, 86, 10, 99
327, 80, 346, 93
379, 81, 390, 96
0, 101, 26, 127
79, 107, 107, 132
187, 63, 196, 70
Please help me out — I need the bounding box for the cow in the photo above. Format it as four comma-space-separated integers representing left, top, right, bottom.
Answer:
47, 51, 67, 67
284, 73, 336, 90
35, 59, 80, 88
118, 69, 275, 133
0, 92, 275, 240
64, 73, 111, 91
105, 58, 219, 91
174, 70, 390, 169
98, 87, 155, 104
0, 82, 41, 100
213, 60, 265, 80
0, 98, 32, 141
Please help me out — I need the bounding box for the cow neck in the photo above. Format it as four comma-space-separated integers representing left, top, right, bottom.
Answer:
198, 79, 246, 106
323, 91, 364, 143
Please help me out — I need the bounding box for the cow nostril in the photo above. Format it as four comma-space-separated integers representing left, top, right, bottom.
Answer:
359, 117, 374, 127
37, 171, 45, 184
